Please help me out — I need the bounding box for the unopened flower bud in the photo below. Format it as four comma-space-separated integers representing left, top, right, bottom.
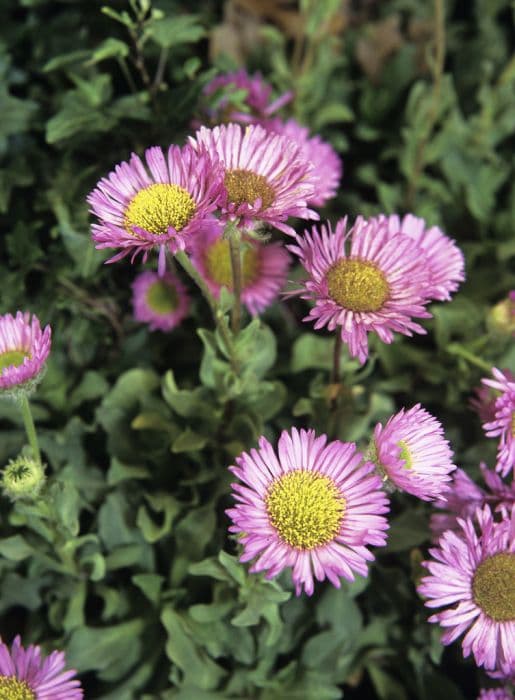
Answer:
1, 456, 45, 501
487, 291, 515, 337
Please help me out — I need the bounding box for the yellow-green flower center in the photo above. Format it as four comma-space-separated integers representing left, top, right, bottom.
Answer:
265, 470, 345, 549
124, 183, 196, 237
224, 169, 275, 210
398, 440, 413, 470
472, 552, 515, 621
511, 412, 515, 437
146, 280, 179, 314
0, 676, 35, 700
326, 259, 390, 313
0, 350, 29, 374
204, 239, 260, 289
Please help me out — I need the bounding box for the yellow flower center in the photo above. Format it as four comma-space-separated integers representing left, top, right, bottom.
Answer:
204, 239, 260, 289
124, 183, 196, 237
265, 470, 345, 549
0, 676, 35, 700
326, 259, 390, 313
472, 552, 515, 621
146, 280, 179, 314
224, 169, 275, 210
398, 440, 413, 470
0, 350, 29, 374
511, 412, 515, 437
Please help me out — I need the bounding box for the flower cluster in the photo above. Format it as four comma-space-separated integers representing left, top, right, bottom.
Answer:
287, 213, 464, 364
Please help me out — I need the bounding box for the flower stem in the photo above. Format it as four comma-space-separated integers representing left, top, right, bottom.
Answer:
446, 343, 492, 372
227, 227, 243, 334
175, 250, 240, 373
331, 334, 342, 385
18, 394, 41, 465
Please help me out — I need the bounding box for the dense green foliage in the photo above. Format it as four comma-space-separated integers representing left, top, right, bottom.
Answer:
1, 1, 514, 697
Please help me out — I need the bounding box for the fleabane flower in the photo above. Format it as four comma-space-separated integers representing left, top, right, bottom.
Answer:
483, 368, 515, 477
378, 213, 465, 301
132, 270, 190, 332
287, 217, 431, 364
430, 464, 515, 540
418, 505, 515, 676
371, 404, 456, 501
226, 428, 389, 596
190, 219, 290, 315
190, 123, 319, 235
263, 117, 343, 207
478, 688, 513, 700
88, 143, 224, 274
0, 635, 83, 699
199, 69, 292, 125
0, 312, 51, 396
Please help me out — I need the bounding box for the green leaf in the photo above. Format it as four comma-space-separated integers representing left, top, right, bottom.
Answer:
67, 619, 145, 676
172, 428, 208, 453
161, 607, 226, 690
149, 15, 205, 48
132, 573, 164, 604
386, 511, 429, 552
0, 535, 34, 561
136, 492, 181, 543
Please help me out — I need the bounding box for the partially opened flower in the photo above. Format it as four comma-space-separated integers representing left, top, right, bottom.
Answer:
0, 312, 51, 395
287, 217, 431, 364
482, 368, 515, 477
418, 505, 515, 675
88, 143, 224, 274
371, 404, 456, 501
190, 220, 290, 315
0, 635, 83, 699
200, 69, 292, 125
378, 213, 465, 301
227, 428, 389, 596
191, 123, 318, 235
263, 117, 343, 207
132, 270, 190, 332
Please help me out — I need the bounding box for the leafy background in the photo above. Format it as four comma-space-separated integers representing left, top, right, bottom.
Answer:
1, 0, 514, 697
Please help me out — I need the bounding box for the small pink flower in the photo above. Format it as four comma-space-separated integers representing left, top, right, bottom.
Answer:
199, 69, 292, 125
0, 312, 51, 393
430, 464, 515, 540
88, 143, 224, 274
132, 270, 190, 332
190, 219, 290, 315
0, 635, 83, 699
372, 404, 456, 501
377, 213, 465, 301
190, 123, 318, 235
418, 505, 515, 676
226, 427, 389, 596
478, 687, 513, 700
262, 117, 343, 207
286, 217, 431, 364
483, 368, 515, 477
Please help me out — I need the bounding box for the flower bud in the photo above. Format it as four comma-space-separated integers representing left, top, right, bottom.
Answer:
487, 291, 515, 337
1, 456, 45, 501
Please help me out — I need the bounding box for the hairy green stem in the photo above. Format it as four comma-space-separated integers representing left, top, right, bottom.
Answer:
19, 394, 41, 464
405, 0, 446, 208
175, 251, 240, 373
446, 344, 492, 372
228, 228, 243, 334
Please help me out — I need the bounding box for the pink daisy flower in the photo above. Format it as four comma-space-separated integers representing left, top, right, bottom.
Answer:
132, 270, 190, 332
199, 69, 293, 125
88, 143, 224, 275
0, 312, 51, 394
190, 123, 318, 235
483, 368, 515, 477
418, 505, 515, 676
430, 464, 515, 540
478, 688, 513, 700
378, 213, 465, 301
226, 428, 390, 596
0, 635, 83, 699
286, 217, 431, 364
263, 117, 343, 207
371, 404, 456, 501
190, 219, 290, 315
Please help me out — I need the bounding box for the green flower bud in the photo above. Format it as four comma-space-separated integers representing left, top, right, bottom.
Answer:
1, 456, 46, 501
487, 292, 515, 337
